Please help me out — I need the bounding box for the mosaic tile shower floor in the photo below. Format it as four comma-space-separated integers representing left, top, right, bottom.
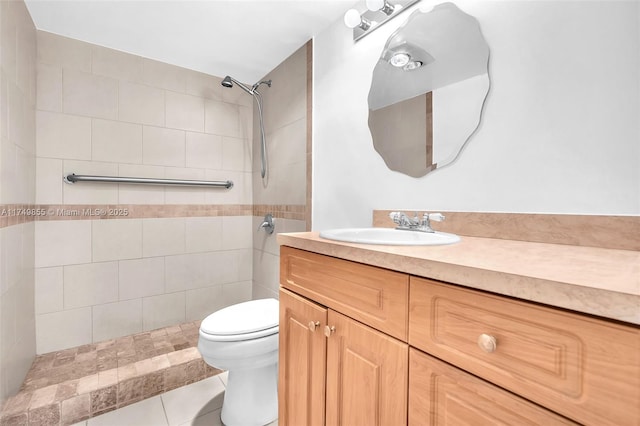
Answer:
1, 320, 222, 426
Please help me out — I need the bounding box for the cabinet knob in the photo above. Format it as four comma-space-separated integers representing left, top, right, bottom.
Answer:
308, 321, 320, 331
324, 325, 336, 338
477, 333, 497, 353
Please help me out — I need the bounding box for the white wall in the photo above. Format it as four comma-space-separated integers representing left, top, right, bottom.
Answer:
313, 0, 639, 230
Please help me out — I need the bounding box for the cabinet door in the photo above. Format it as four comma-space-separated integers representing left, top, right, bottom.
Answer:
409, 348, 579, 425
279, 288, 328, 426
326, 310, 408, 426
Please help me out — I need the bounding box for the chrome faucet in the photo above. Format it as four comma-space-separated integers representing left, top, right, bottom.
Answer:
389, 211, 445, 233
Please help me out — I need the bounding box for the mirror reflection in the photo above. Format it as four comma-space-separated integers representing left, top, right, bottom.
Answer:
368, 2, 490, 177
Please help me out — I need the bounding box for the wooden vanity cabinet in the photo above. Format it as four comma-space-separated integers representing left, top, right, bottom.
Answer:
279, 246, 640, 426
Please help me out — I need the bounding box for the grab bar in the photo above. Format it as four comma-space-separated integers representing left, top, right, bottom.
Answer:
64, 173, 233, 189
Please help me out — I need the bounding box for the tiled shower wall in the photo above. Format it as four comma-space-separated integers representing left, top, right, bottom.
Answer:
252, 43, 310, 300
0, 1, 37, 405
34, 32, 255, 354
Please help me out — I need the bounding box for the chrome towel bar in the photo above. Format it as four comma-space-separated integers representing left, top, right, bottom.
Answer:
64, 173, 233, 189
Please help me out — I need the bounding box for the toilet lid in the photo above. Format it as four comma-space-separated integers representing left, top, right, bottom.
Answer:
200, 298, 279, 336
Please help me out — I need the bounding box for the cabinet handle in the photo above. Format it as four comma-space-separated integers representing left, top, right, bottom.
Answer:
477, 333, 497, 353
324, 325, 336, 338
308, 321, 320, 331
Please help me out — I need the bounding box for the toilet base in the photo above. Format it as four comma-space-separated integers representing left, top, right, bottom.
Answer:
221, 363, 278, 426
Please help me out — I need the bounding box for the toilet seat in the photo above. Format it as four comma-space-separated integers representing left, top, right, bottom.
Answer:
200, 298, 279, 342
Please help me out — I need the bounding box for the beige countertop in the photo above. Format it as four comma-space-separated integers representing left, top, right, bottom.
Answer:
277, 232, 640, 325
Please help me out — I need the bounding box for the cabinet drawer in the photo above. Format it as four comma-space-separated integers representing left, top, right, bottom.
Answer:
409, 348, 578, 425
409, 278, 640, 426
280, 246, 409, 341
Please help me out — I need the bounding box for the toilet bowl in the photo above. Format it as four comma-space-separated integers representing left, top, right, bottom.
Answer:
198, 298, 279, 426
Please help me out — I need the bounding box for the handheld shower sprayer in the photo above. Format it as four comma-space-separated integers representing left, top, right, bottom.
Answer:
221, 76, 271, 179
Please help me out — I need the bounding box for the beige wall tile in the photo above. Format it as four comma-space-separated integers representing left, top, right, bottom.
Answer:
119, 257, 165, 300
222, 216, 252, 249
164, 253, 210, 292
142, 218, 185, 257
143, 126, 185, 167
35, 157, 63, 204
222, 136, 251, 172
36, 110, 91, 160
166, 91, 204, 132
15, 146, 35, 204
92, 45, 144, 82
36, 63, 62, 112
186, 71, 223, 101
117, 164, 165, 204
236, 248, 252, 282
204, 100, 240, 137
35, 220, 91, 268
221, 84, 253, 107
63, 69, 118, 119
208, 250, 242, 285
34, 267, 63, 314
222, 281, 252, 306
142, 59, 186, 92
37, 31, 91, 72
62, 160, 119, 204
252, 250, 279, 297
143, 292, 185, 331
92, 219, 142, 262
92, 119, 143, 164
185, 285, 223, 321
268, 118, 306, 169
185, 217, 223, 253
0, 138, 16, 204
185, 131, 222, 169
63, 261, 118, 309
274, 161, 306, 205
92, 299, 142, 342
119, 81, 165, 127
36, 307, 92, 354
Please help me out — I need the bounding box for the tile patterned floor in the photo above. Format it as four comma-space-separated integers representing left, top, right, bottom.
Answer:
1, 321, 223, 426
71, 372, 278, 426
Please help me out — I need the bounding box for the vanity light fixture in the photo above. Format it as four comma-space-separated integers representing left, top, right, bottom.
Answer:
344, 0, 420, 42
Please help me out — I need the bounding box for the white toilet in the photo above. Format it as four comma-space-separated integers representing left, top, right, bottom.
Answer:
198, 298, 279, 426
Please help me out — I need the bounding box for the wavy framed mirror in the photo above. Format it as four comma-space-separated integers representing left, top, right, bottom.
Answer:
368, 2, 490, 177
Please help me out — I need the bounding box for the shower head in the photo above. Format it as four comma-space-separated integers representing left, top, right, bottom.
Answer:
221, 76, 233, 88
221, 75, 253, 95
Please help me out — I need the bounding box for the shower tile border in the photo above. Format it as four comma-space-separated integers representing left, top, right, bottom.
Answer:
0, 203, 307, 228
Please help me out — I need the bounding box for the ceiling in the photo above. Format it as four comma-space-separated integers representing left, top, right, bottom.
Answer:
24, 0, 359, 84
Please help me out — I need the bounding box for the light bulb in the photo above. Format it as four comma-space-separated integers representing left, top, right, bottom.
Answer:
366, 0, 395, 15
389, 52, 410, 67
366, 0, 384, 11
344, 9, 363, 29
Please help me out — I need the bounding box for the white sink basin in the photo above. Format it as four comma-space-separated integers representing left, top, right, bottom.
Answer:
319, 227, 460, 246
